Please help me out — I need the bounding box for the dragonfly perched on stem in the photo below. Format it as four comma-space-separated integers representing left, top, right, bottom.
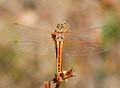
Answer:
12, 21, 111, 74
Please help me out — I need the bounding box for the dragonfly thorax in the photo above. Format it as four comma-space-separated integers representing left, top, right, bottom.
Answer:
55, 33, 64, 42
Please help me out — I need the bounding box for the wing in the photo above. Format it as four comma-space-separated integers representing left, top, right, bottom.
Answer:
62, 25, 111, 56
11, 23, 55, 56
65, 25, 111, 41
62, 40, 108, 56
11, 23, 110, 56
13, 40, 55, 56
12, 23, 53, 40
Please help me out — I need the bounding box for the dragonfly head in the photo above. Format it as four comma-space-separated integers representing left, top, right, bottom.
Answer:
56, 23, 64, 32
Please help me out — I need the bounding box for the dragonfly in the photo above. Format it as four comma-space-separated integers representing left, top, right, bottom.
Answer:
12, 22, 111, 74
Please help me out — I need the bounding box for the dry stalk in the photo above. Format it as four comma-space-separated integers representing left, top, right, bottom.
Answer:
52, 67, 75, 88
44, 81, 50, 88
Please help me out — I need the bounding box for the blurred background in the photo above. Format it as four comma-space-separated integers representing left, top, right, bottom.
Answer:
0, 0, 120, 88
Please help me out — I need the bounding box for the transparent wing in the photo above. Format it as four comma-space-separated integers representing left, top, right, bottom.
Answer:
62, 40, 108, 56
12, 23, 55, 56
12, 23, 111, 41
62, 25, 111, 56
11, 23, 111, 56
65, 25, 111, 41
12, 23, 53, 40
13, 40, 55, 56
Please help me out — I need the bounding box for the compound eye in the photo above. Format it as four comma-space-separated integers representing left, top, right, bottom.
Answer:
56, 24, 60, 28
57, 24, 60, 30
61, 24, 64, 28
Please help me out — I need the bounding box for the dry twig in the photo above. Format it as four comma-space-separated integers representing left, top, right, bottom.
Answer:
51, 67, 75, 88
44, 81, 50, 88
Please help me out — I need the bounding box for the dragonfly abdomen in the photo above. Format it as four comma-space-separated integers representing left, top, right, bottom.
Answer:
57, 41, 63, 74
